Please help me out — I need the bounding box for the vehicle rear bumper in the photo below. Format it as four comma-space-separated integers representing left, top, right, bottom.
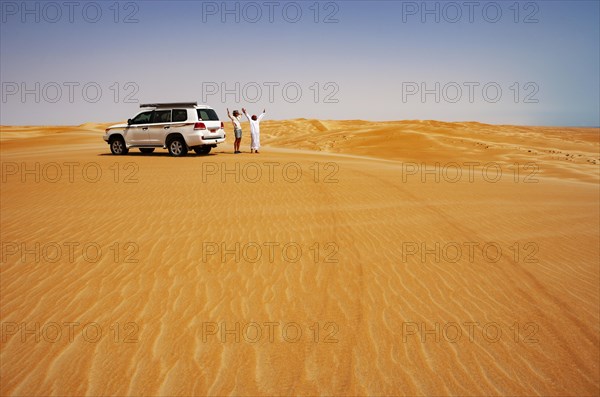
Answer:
186, 131, 226, 147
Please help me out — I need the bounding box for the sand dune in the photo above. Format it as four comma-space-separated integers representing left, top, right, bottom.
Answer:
1, 120, 598, 396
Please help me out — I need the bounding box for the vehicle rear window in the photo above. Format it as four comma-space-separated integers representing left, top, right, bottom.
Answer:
173, 109, 187, 122
197, 109, 219, 121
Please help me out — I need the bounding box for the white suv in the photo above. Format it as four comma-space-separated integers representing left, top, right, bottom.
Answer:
103, 102, 226, 156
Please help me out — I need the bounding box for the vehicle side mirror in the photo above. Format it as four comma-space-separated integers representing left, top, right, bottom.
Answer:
127, 119, 132, 125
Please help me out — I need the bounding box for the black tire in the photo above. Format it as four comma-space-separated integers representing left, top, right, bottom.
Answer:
139, 148, 155, 154
194, 146, 212, 155
110, 137, 129, 155
167, 137, 188, 157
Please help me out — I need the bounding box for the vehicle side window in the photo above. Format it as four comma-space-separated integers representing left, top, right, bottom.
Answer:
172, 109, 187, 122
151, 110, 171, 124
131, 111, 152, 125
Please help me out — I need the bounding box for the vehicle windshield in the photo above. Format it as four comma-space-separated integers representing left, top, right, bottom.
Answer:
197, 109, 219, 121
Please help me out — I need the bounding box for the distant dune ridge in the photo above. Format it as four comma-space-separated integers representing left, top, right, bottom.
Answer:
1, 120, 598, 396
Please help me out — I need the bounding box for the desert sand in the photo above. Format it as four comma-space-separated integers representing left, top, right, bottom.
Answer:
1, 119, 599, 396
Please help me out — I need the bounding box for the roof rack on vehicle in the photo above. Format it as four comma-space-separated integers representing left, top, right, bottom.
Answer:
139, 102, 198, 108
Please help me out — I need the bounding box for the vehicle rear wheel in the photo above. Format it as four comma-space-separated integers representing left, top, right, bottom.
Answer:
194, 146, 211, 155
168, 137, 188, 157
139, 148, 155, 154
110, 137, 129, 155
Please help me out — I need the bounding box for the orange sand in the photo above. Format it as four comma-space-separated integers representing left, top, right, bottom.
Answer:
1, 120, 598, 395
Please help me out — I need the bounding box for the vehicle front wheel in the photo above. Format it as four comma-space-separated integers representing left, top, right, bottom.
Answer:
194, 146, 211, 155
139, 148, 155, 154
167, 137, 188, 157
110, 137, 129, 155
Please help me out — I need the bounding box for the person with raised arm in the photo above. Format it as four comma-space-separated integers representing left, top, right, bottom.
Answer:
227, 108, 243, 154
242, 108, 266, 154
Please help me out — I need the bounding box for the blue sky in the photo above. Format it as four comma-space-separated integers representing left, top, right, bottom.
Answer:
1, 0, 599, 126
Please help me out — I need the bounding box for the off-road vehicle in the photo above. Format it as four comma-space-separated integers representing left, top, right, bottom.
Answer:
103, 102, 226, 156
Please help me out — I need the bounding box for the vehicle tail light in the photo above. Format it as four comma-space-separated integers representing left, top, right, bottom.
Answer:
194, 122, 206, 130
220, 121, 224, 129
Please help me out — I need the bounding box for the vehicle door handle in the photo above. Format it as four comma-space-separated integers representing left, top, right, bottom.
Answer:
163, 126, 170, 129
142, 127, 148, 131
